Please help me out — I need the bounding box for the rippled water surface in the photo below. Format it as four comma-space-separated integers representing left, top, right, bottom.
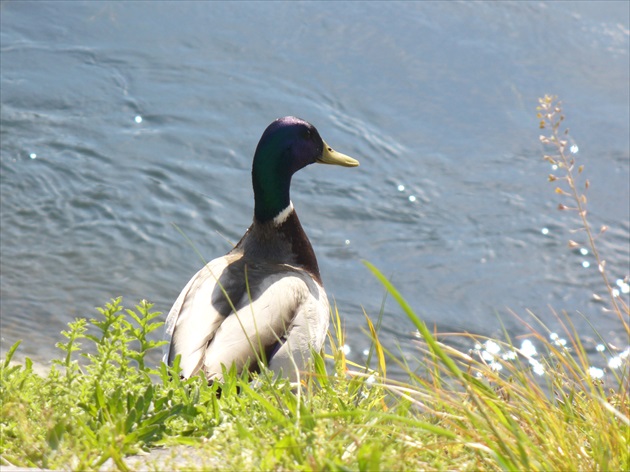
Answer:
1, 1, 628, 377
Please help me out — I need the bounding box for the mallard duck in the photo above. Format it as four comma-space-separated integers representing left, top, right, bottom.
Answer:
163, 116, 359, 382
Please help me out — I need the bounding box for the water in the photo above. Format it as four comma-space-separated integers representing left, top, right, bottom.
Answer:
1, 1, 628, 378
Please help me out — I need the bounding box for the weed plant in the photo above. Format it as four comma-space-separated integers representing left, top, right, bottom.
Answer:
1, 97, 628, 471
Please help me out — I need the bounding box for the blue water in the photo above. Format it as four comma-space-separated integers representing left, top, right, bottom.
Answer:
1, 1, 628, 378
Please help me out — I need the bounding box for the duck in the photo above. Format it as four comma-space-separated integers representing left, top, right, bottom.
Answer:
163, 116, 359, 383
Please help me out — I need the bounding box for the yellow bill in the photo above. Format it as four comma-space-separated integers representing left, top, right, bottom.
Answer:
317, 139, 359, 167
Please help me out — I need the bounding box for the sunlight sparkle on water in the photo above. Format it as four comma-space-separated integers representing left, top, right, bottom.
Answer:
489, 361, 502, 371
530, 359, 545, 376
470, 335, 624, 381
502, 350, 518, 361
481, 351, 494, 362
134, 115, 143, 123
473, 339, 545, 375
520, 339, 537, 357
588, 366, 604, 379
485, 340, 501, 354
479, 340, 503, 367
408, 195, 417, 202
616, 279, 630, 294
609, 356, 622, 369
570, 144, 579, 154
550, 333, 567, 347
579, 248, 589, 255
29, 153, 37, 159
397, 184, 405, 192
541, 227, 549, 235
608, 348, 629, 369
582, 261, 590, 268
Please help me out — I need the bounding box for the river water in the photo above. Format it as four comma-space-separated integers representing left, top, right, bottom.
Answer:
1, 1, 628, 378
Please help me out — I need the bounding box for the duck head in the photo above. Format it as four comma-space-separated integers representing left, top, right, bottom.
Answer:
252, 116, 359, 223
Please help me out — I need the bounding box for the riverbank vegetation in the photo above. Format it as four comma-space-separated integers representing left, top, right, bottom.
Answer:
1, 97, 628, 471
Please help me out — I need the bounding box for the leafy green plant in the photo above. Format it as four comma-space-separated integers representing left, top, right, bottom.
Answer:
1, 300, 193, 470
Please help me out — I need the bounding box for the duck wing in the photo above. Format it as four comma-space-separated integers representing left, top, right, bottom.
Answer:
163, 254, 237, 378
163, 254, 329, 380
201, 269, 329, 381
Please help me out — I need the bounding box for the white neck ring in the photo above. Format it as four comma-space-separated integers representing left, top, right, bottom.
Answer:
273, 201, 294, 225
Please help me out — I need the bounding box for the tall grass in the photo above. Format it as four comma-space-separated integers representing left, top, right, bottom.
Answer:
1, 96, 628, 471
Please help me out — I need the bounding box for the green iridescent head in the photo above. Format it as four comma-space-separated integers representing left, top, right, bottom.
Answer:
251, 117, 359, 222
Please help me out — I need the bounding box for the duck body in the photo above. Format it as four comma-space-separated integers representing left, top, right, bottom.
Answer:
163, 117, 358, 382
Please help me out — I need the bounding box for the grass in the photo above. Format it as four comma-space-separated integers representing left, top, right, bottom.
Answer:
1, 96, 628, 471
